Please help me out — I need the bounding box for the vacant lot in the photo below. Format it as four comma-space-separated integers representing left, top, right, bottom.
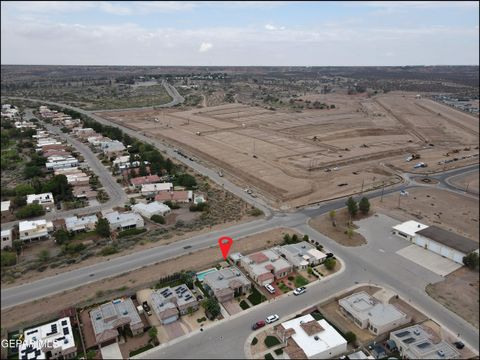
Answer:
373, 187, 479, 241
1, 227, 299, 330
426, 267, 479, 329
449, 171, 479, 195
309, 208, 368, 247
97, 92, 478, 208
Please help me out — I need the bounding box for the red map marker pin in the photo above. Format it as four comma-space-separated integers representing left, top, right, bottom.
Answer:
218, 236, 233, 260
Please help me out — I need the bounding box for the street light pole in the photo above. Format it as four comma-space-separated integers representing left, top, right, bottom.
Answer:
380, 181, 385, 202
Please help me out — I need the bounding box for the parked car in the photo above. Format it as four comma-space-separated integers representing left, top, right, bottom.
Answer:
293, 287, 306, 296
252, 320, 266, 330
265, 314, 280, 324
264, 284, 275, 294
453, 341, 465, 349
142, 301, 152, 316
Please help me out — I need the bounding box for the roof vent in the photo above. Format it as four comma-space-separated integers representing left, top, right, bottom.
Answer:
122, 310, 128, 315
301, 245, 306, 249
414, 329, 420, 335
218, 275, 224, 280
314, 336, 319, 341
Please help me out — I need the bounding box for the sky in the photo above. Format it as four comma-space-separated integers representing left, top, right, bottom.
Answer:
1, 1, 479, 66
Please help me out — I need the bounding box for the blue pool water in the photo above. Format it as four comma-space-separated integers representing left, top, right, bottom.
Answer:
196, 268, 217, 282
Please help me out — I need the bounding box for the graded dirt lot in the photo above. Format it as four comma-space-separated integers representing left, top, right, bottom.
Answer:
449, 171, 479, 195
1, 228, 299, 330
426, 267, 479, 329
96, 92, 478, 208
372, 187, 479, 241
309, 208, 368, 247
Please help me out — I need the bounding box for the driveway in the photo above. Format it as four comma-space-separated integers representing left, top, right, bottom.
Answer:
396, 245, 462, 276
100, 343, 123, 359
222, 300, 243, 315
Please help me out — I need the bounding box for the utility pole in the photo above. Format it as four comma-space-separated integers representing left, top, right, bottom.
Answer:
380, 181, 385, 202
465, 182, 470, 194
397, 191, 401, 208
361, 178, 365, 195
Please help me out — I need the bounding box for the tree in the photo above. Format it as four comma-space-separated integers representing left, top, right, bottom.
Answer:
16, 204, 45, 219
463, 252, 479, 270
95, 218, 111, 238
139, 162, 148, 177
187, 306, 195, 316
346, 197, 358, 219
54, 229, 71, 245
23, 165, 43, 179
42, 174, 73, 202
202, 297, 221, 319
329, 210, 336, 227
15, 183, 35, 196
37, 249, 50, 263
324, 258, 336, 270
344, 331, 357, 343
359, 197, 371, 215
148, 327, 158, 340
1, 251, 17, 267
302, 234, 309, 242
12, 195, 27, 209
12, 240, 23, 255
151, 214, 165, 224
346, 227, 354, 239
283, 233, 291, 244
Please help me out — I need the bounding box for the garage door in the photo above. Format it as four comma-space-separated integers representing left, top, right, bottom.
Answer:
415, 236, 426, 248
453, 252, 464, 264
440, 246, 451, 258
428, 241, 442, 255
162, 315, 179, 325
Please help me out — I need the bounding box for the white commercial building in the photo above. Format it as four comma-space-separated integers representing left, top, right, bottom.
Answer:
1, 229, 13, 249
132, 201, 171, 218
19, 220, 54, 242
141, 183, 174, 197
19, 317, 77, 360
339, 291, 410, 335
277, 314, 347, 359
65, 215, 98, 233
26, 193, 55, 210
104, 211, 144, 231
392, 221, 429, 242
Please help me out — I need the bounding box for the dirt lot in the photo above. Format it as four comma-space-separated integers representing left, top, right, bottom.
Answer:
309, 208, 368, 246
95, 92, 478, 209
1, 228, 299, 330
372, 187, 479, 241
449, 171, 479, 195
426, 267, 479, 329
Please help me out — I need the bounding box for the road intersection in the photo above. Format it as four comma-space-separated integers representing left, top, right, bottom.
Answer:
1, 94, 478, 357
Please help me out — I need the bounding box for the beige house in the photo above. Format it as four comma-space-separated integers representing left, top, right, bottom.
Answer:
203, 267, 252, 303
19, 220, 54, 242
150, 284, 198, 325
240, 249, 293, 286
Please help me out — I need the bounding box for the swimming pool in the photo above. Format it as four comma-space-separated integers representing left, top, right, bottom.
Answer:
196, 268, 217, 282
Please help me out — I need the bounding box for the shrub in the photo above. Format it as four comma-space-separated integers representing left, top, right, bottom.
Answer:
324, 258, 336, 270
164, 200, 180, 209
274, 349, 284, 355
264, 354, 273, 360
62, 243, 86, 255
1, 251, 17, 267
359, 197, 371, 215
239, 300, 250, 310
54, 229, 72, 245
248, 208, 263, 217
95, 218, 111, 238
190, 202, 208, 212
37, 249, 50, 263
463, 252, 479, 270
100, 245, 117, 256
264, 336, 281, 348
251, 337, 258, 346
288, 276, 294, 281
307, 267, 314, 275
118, 228, 146, 238
151, 214, 165, 224
311, 311, 324, 321
344, 331, 357, 343
248, 287, 266, 305
346, 197, 358, 218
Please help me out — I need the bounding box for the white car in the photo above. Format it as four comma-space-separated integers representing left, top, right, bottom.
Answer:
266, 314, 280, 324
293, 287, 306, 296
264, 284, 275, 294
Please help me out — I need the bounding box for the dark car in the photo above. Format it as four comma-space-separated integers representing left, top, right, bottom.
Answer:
326, 253, 334, 258
252, 320, 266, 330
142, 301, 152, 316
453, 341, 465, 349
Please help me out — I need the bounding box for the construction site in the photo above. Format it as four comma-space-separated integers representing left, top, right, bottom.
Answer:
95, 92, 479, 209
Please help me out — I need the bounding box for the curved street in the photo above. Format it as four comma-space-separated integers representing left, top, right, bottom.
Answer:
1, 95, 478, 357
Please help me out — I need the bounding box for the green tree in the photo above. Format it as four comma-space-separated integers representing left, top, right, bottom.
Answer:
283, 233, 291, 244
13, 195, 27, 209
148, 327, 158, 340
329, 210, 336, 225
463, 252, 479, 270
15, 183, 35, 196
42, 174, 73, 202
16, 204, 45, 219
202, 297, 221, 319
1, 251, 17, 267
359, 197, 371, 215
95, 218, 111, 238
23, 165, 43, 179
54, 229, 71, 245
37, 249, 50, 263
139, 162, 148, 176
12, 240, 23, 255
346, 227, 354, 239
324, 257, 336, 270
151, 214, 165, 224
344, 331, 356, 343
302, 234, 309, 242
346, 197, 358, 219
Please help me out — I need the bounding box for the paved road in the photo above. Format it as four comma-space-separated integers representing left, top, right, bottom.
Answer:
1, 111, 128, 229
93, 80, 184, 113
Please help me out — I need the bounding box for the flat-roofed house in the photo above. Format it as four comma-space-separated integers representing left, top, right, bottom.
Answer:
26, 192, 55, 210
89, 298, 144, 347
141, 183, 174, 197
19, 317, 77, 360
203, 267, 252, 303
104, 211, 144, 231
132, 202, 171, 218
390, 324, 460, 359
150, 284, 198, 325
19, 220, 54, 242
154, 190, 193, 203
392, 221, 429, 242
274, 241, 327, 269
276, 314, 347, 359
240, 249, 293, 286
1, 228, 13, 249
1, 200, 11, 213
130, 175, 162, 190
64, 215, 98, 233
338, 291, 410, 335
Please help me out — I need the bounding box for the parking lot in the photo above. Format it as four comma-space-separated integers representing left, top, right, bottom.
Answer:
397, 245, 462, 276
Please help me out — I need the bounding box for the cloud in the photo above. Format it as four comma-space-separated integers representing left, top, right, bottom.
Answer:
352, 1, 478, 9
98, 2, 132, 15
265, 24, 286, 31
199, 42, 213, 52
